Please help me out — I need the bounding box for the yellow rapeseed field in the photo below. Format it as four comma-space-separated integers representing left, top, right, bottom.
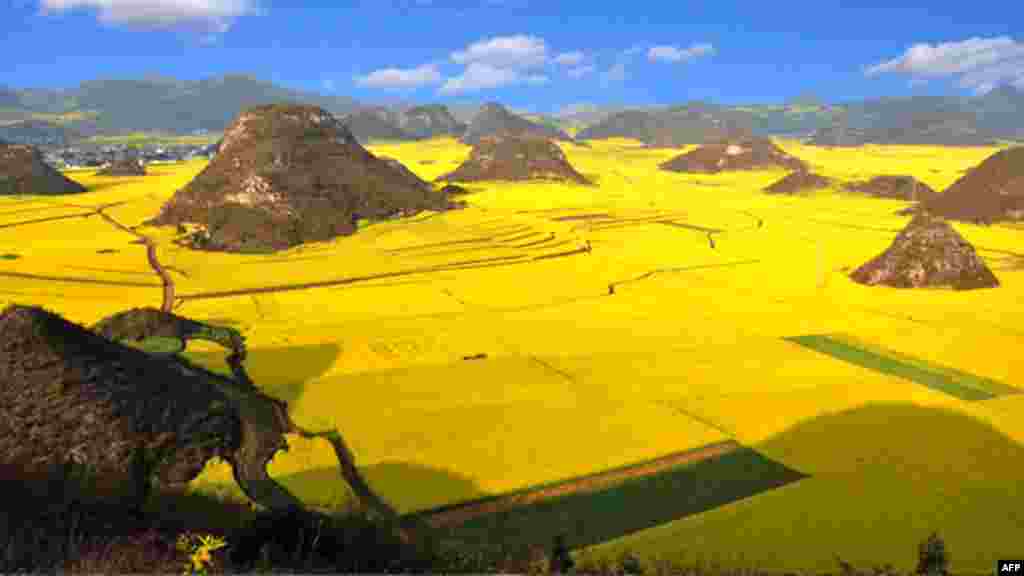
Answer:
3, 138, 1022, 572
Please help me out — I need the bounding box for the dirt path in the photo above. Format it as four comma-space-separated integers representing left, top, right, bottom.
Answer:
607, 259, 762, 294
21, 200, 175, 311
91, 208, 176, 312
411, 440, 741, 529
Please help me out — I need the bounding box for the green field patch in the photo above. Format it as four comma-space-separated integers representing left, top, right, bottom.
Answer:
0, 253, 20, 260
784, 334, 1020, 401
407, 442, 806, 555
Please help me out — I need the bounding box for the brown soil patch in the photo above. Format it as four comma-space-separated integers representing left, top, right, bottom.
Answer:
0, 142, 86, 195
850, 212, 999, 290
417, 440, 741, 529
550, 212, 613, 221
764, 171, 832, 194
843, 175, 938, 201
437, 134, 592, 185
659, 137, 806, 174
148, 104, 456, 253
922, 146, 1024, 223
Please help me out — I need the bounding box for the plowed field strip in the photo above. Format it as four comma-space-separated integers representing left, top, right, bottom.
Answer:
785, 334, 1020, 400
657, 220, 724, 233
0, 204, 84, 217
0, 211, 98, 228
0, 270, 158, 287
409, 441, 742, 529
409, 444, 808, 554
177, 245, 588, 301
550, 213, 613, 221
509, 233, 559, 249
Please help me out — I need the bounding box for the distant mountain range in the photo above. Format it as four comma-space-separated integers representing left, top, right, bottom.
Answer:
1, 74, 1022, 148
0, 74, 359, 145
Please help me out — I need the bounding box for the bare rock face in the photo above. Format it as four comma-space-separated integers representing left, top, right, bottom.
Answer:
764, 171, 832, 194
437, 134, 592, 185
843, 175, 938, 201
148, 104, 453, 253
850, 212, 999, 290
0, 142, 86, 195
97, 157, 147, 177
922, 146, 1024, 223
659, 137, 807, 174
0, 304, 241, 508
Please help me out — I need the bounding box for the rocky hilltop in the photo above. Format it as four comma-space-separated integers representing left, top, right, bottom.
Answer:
660, 137, 806, 174
921, 146, 1024, 224
0, 141, 86, 195
149, 103, 455, 253
850, 212, 999, 290
438, 134, 591, 185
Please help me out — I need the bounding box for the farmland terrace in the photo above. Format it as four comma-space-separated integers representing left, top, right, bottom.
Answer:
0, 138, 1021, 574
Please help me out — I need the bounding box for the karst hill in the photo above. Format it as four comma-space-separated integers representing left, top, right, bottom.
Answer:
149, 103, 456, 252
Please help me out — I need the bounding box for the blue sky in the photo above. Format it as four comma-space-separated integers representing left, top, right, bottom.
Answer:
3, 0, 1023, 113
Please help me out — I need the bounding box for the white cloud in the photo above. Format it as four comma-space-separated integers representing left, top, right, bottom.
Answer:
451, 34, 547, 69
38, 0, 258, 32
355, 64, 442, 89
439, 62, 521, 94
440, 34, 553, 94
567, 64, 595, 79
553, 51, 584, 66
647, 43, 715, 63
865, 36, 1024, 94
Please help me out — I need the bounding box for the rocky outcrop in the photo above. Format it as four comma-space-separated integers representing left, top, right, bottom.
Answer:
659, 137, 806, 174
0, 304, 420, 543
764, 171, 831, 194
843, 175, 938, 201
0, 142, 86, 195
437, 134, 591, 185
850, 213, 999, 290
921, 147, 1024, 224
148, 104, 454, 253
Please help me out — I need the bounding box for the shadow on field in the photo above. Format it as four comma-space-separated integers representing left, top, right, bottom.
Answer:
416, 447, 805, 556
271, 462, 487, 516
182, 342, 340, 405
745, 403, 1024, 564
